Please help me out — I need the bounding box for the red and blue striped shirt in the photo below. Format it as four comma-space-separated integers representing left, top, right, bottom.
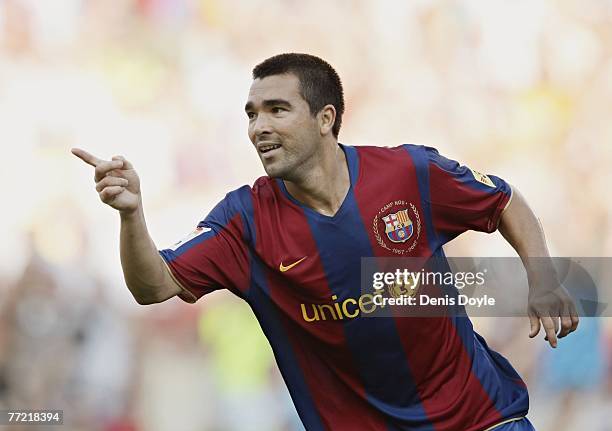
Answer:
160, 144, 528, 431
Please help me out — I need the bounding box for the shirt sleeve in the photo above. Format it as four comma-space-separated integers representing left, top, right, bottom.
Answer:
159, 193, 250, 303
425, 146, 512, 243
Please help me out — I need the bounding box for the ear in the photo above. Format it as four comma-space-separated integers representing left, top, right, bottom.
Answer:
318, 104, 337, 136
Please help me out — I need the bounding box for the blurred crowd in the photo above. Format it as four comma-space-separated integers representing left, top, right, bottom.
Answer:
0, 0, 611, 430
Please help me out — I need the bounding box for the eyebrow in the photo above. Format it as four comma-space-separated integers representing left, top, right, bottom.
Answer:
244, 99, 292, 112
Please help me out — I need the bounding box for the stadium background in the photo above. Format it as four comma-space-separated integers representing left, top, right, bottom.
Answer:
0, 0, 611, 429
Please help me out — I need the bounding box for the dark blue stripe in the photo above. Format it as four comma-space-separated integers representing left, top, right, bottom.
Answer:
159, 230, 216, 262
247, 253, 325, 431
233, 186, 257, 297
340, 143, 360, 182
231, 185, 258, 245
303, 187, 435, 430
402, 145, 439, 253
424, 146, 510, 195
162, 187, 252, 260
470, 332, 529, 417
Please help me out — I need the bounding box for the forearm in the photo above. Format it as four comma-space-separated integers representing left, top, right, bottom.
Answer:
120, 205, 177, 304
498, 186, 556, 281
71, 148, 180, 304
499, 188, 579, 343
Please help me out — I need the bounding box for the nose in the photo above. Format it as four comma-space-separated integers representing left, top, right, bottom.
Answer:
251, 113, 273, 140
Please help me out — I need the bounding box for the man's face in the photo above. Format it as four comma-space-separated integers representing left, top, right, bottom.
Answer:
245, 73, 321, 179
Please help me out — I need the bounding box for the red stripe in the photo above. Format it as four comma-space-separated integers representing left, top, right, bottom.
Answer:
252, 179, 388, 430
352, 146, 503, 430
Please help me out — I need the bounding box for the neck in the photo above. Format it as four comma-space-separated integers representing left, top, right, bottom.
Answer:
284, 142, 350, 217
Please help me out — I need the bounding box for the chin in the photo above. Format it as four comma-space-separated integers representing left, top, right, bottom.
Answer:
263, 163, 292, 180
262, 163, 282, 178
265, 170, 289, 180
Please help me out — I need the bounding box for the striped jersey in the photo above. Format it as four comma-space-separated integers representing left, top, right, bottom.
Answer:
160, 144, 529, 431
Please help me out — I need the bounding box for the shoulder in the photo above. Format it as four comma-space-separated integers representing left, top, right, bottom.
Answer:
205, 180, 270, 244
218, 176, 280, 220
350, 142, 430, 156
349, 143, 434, 168
221, 176, 273, 204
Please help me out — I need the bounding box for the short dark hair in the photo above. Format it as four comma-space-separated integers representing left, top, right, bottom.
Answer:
252, 53, 345, 138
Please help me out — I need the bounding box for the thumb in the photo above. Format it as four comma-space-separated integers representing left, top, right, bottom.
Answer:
111, 155, 134, 170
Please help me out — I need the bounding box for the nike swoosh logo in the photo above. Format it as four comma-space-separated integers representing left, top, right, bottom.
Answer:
279, 256, 308, 272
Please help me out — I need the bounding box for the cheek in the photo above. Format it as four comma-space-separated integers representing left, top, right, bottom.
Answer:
276, 115, 315, 147
298, 119, 321, 143
247, 124, 256, 143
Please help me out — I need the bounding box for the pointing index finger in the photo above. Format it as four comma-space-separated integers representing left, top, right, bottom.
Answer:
71, 148, 103, 167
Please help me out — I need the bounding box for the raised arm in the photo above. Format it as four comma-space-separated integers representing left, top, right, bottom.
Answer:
498, 186, 579, 347
71, 148, 182, 304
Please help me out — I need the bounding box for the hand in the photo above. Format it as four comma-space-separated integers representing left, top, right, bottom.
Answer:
71, 148, 141, 214
527, 279, 579, 348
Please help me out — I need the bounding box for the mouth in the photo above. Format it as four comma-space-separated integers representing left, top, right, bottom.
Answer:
258, 142, 282, 154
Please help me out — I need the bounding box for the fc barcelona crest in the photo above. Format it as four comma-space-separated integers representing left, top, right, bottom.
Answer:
373, 200, 421, 255
382, 209, 414, 243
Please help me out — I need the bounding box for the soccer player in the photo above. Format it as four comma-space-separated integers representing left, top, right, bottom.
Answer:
73, 53, 579, 431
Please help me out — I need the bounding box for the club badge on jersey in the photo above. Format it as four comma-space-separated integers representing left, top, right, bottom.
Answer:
373, 200, 421, 255
382, 209, 414, 243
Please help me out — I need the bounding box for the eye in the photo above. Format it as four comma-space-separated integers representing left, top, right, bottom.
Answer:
272, 107, 286, 114
246, 112, 256, 120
